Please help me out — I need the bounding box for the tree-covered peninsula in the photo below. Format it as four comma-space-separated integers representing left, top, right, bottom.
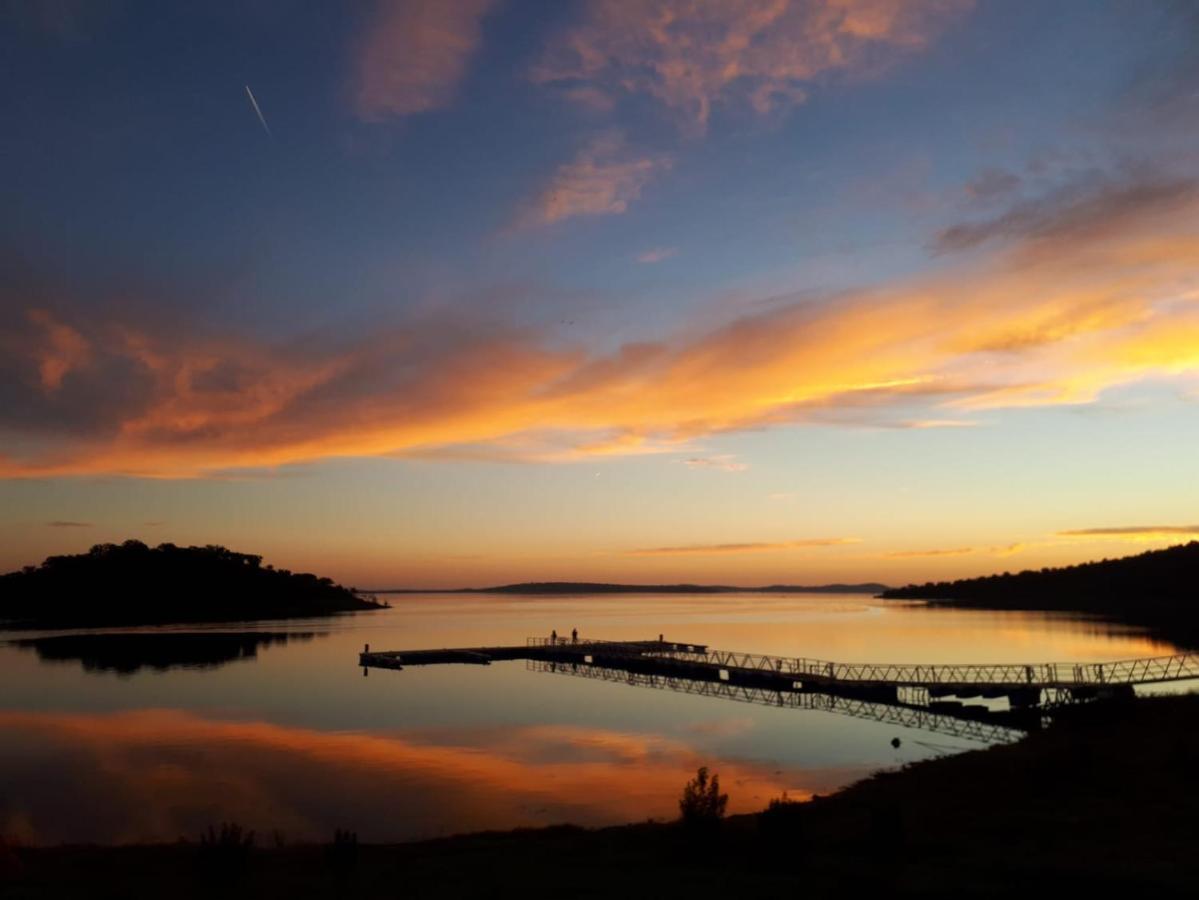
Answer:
881, 541, 1199, 608
0, 541, 384, 627
881, 542, 1199, 647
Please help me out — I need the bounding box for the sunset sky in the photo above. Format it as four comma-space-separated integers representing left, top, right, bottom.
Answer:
2, 0, 1198, 587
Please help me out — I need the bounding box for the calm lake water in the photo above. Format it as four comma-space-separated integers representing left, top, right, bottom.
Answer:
0, 593, 1185, 845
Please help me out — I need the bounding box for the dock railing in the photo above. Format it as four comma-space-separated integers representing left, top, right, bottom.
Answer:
640, 645, 1199, 688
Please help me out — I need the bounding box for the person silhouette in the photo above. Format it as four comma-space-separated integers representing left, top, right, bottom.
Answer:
571, 628, 578, 643
551, 629, 557, 644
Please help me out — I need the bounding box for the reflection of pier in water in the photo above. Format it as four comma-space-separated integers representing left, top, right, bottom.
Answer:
526, 659, 1030, 744
362, 636, 1199, 743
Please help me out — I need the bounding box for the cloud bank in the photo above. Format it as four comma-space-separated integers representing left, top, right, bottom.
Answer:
2, 167, 1198, 478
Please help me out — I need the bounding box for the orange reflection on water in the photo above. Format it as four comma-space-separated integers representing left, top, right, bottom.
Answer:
0, 708, 866, 845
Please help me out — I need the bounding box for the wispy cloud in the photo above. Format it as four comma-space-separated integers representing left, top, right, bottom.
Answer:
963, 168, 1021, 202
517, 132, 671, 227
47, 520, 92, 528
533, 0, 972, 131
897, 419, 979, 429
992, 542, 1026, 557
628, 538, 858, 557
935, 170, 1199, 255
1057, 525, 1199, 539
354, 0, 496, 121
885, 547, 973, 558
636, 247, 677, 264
681, 455, 746, 472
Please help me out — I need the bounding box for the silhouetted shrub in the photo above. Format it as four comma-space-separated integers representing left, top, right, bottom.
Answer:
759, 792, 807, 846
678, 767, 728, 830
325, 828, 359, 881
197, 822, 255, 883
0, 835, 23, 882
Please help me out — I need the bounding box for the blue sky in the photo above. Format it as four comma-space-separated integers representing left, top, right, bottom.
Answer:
2, 0, 1198, 585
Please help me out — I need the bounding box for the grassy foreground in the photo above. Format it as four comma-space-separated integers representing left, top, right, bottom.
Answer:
4, 694, 1198, 897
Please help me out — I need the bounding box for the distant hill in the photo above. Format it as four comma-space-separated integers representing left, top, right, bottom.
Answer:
880, 542, 1199, 610
0, 541, 385, 628
374, 581, 889, 595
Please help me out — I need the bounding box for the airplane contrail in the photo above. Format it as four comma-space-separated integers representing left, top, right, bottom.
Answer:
244, 84, 272, 137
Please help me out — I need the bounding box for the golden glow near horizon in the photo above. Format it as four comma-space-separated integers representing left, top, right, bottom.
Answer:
2, 1, 1198, 586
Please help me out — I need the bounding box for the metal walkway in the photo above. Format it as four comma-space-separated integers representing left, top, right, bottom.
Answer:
362, 636, 1199, 705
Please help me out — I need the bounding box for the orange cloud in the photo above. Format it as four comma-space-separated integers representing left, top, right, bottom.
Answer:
354, 0, 496, 120
628, 538, 858, 557
3, 171, 1199, 478
0, 708, 851, 844
27, 308, 89, 391
533, 0, 972, 130
517, 132, 671, 227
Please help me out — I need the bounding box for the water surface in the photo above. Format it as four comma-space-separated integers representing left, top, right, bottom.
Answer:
0, 592, 1182, 844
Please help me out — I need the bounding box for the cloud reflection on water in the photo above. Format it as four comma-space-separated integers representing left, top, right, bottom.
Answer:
0, 708, 867, 845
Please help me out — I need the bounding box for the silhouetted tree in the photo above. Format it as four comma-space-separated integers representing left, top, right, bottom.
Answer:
679, 767, 728, 830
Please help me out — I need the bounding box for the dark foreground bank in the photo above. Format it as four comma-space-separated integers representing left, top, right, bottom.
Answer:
4, 693, 1197, 898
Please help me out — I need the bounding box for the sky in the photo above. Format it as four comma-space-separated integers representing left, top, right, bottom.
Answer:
2, 0, 1198, 588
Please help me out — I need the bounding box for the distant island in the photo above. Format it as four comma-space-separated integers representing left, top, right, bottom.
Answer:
882, 541, 1199, 647
0, 541, 385, 628
373, 581, 890, 595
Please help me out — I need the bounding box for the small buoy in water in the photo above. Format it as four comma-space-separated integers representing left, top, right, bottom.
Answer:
890, 737, 901, 749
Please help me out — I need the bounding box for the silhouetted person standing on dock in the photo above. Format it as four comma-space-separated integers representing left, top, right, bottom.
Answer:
551, 629, 557, 644
571, 628, 577, 643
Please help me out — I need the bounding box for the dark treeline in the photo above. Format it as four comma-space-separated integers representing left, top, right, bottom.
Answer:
881, 542, 1199, 646
0, 541, 384, 628
881, 541, 1198, 608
